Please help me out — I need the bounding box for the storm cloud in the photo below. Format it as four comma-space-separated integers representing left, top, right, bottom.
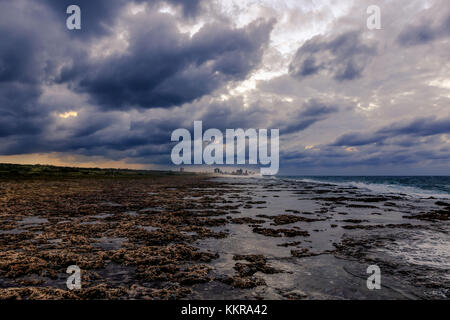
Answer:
398, 14, 450, 46
59, 17, 275, 110
289, 31, 377, 81
332, 117, 450, 147
0, 0, 449, 174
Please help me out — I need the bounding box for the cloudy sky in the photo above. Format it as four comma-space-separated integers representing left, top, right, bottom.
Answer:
0, 0, 449, 174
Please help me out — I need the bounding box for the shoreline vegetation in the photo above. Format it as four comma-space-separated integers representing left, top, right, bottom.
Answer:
0, 163, 199, 179
0, 163, 448, 300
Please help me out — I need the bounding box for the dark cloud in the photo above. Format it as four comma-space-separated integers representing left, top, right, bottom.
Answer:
18, 97, 336, 161
332, 117, 450, 147
166, 0, 203, 17
45, 0, 126, 37
289, 31, 377, 81
0, 84, 46, 138
0, 1, 68, 139
1, 0, 449, 174
397, 14, 450, 46
281, 100, 338, 134
332, 133, 385, 147
280, 143, 450, 174
378, 117, 450, 137
45, 0, 204, 37
59, 17, 274, 110
0, 0, 274, 159
194, 98, 338, 137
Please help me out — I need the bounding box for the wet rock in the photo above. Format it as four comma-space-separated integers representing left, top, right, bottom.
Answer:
176, 265, 212, 285
230, 217, 265, 225
404, 209, 449, 222
252, 227, 310, 237
0, 287, 77, 300
232, 254, 281, 276
233, 254, 266, 264
127, 284, 191, 300
220, 275, 266, 289
346, 204, 378, 209
280, 289, 307, 300
277, 241, 301, 247
341, 219, 369, 224
291, 248, 319, 258
233, 263, 258, 276
269, 214, 324, 225
341, 223, 424, 230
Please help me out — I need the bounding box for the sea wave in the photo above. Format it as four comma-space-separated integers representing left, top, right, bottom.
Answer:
285, 177, 450, 199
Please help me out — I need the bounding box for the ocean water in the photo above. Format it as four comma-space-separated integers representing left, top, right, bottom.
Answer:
279, 176, 450, 199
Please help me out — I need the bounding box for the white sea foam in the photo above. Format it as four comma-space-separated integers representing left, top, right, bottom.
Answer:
290, 178, 450, 199
380, 230, 450, 271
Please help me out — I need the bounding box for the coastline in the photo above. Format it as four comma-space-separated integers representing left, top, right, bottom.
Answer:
0, 173, 448, 299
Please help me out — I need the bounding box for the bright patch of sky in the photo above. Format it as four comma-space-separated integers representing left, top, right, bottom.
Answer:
213, 0, 354, 98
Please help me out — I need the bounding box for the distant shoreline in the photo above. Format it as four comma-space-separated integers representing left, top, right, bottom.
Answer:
0, 163, 201, 179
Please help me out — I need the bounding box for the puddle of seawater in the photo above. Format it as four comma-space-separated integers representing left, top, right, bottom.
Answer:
91, 213, 113, 219
140, 226, 160, 232
19, 216, 48, 225
140, 207, 165, 213
100, 201, 122, 207
48, 238, 63, 244
0, 228, 25, 235
125, 211, 138, 217
92, 237, 127, 250
181, 231, 197, 236
192, 177, 448, 299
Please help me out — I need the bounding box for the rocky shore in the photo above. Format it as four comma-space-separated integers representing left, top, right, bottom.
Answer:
0, 174, 448, 299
